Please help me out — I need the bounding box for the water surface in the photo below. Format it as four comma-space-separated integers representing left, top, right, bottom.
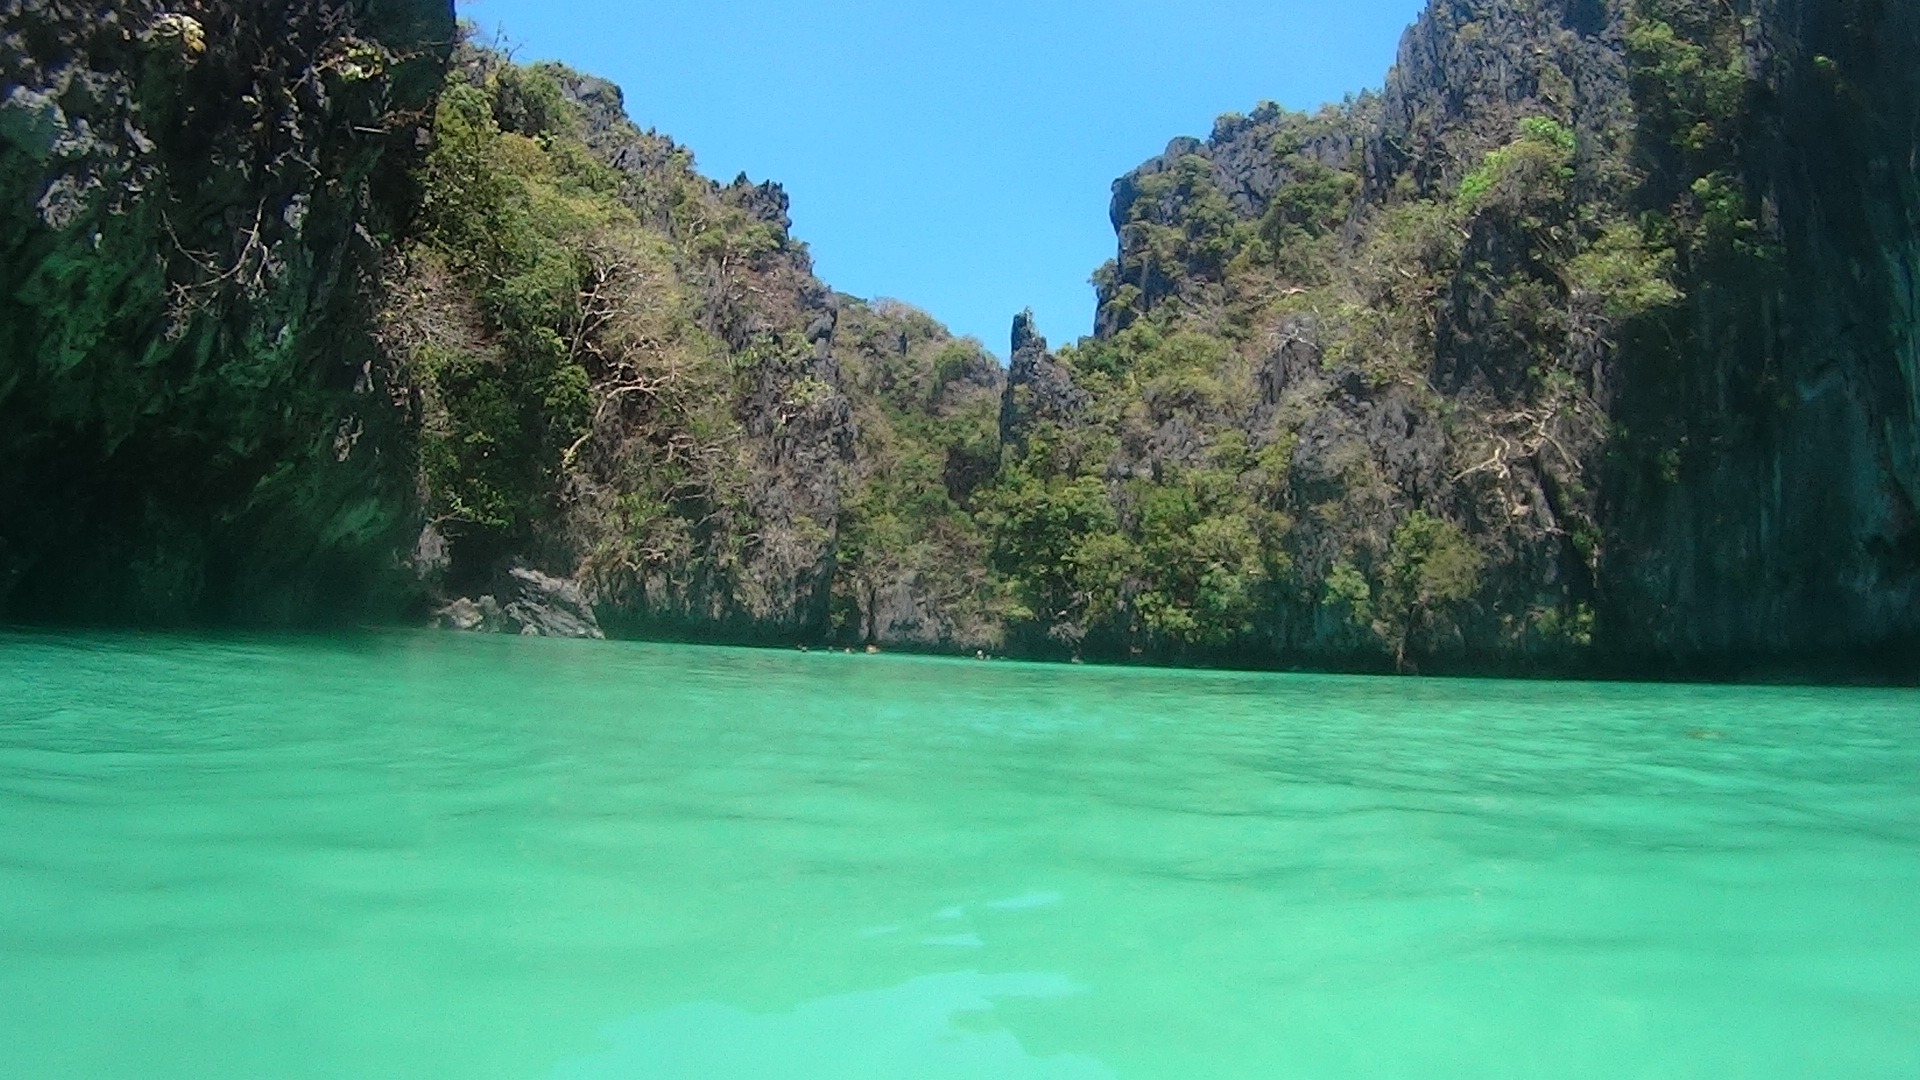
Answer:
3, 630, 1918, 1078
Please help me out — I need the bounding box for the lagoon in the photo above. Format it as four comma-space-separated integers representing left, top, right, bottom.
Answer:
2, 630, 1918, 1078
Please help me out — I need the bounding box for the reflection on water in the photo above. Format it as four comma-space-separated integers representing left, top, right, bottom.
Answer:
987, 892, 1065, 911
543, 972, 1113, 1080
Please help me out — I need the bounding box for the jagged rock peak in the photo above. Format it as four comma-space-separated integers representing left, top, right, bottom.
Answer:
1010, 308, 1047, 360
722, 172, 793, 231
1000, 310, 1088, 449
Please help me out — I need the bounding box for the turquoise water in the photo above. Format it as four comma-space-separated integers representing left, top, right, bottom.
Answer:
2, 630, 1918, 1078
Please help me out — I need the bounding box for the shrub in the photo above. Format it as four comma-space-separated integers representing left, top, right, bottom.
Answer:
1456, 117, 1577, 217
1567, 222, 1684, 322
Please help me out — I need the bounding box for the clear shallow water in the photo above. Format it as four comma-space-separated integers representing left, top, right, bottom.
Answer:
2, 630, 1918, 1079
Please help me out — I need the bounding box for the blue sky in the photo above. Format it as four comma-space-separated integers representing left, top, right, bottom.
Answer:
453, 0, 1428, 355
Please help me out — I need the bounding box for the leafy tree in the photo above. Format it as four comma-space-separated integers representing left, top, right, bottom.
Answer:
976, 468, 1123, 639
1376, 511, 1483, 669
1567, 222, 1684, 324
1128, 471, 1280, 648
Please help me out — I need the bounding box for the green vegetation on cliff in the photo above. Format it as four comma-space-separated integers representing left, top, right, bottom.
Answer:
381, 40, 1006, 643
4, 0, 1916, 675
909, 0, 1917, 670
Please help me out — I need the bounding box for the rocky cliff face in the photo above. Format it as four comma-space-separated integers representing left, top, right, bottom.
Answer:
4, 0, 1912, 675
1067, 0, 1918, 672
0, 0, 454, 623
1368, 0, 1633, 199
1604, 0, 1920, 666
549, 65, 856, 642
1380, 0, 1920, 668
999, 311, 1088, 450
379, 48, 1006, 647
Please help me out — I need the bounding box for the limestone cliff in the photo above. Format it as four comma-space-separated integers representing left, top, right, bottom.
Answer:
1604, 0, 1920, 666
4, 0, 1914, 676
378, 46, 1006, 647
0, 0, 454, 622
1066, 0, 1919, 673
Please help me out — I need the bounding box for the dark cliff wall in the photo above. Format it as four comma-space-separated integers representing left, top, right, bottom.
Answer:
0, 0, 455, 624
1605, 0, 1920, 664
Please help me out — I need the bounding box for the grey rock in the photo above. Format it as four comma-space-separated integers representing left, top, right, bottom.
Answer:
433, 596, 488, 632
999, 310, 1089, 449
1259, 318, 1324, 404
434, 569, 605, 640
501, 568, 605, 640
0, 0, 454, 627
412, 523, 451, 581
